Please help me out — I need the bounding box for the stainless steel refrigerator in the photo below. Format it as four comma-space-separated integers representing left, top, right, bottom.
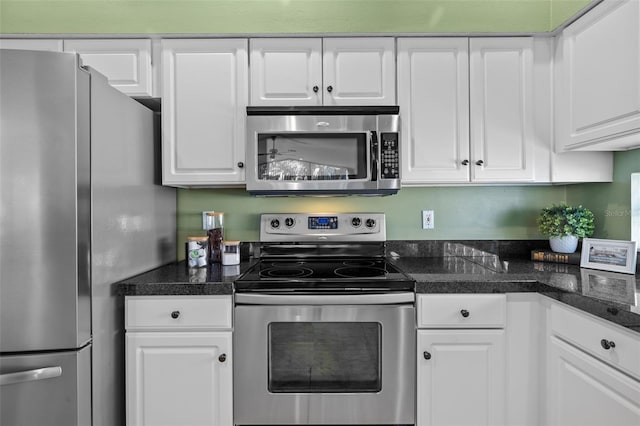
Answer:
0, 49, 177, 426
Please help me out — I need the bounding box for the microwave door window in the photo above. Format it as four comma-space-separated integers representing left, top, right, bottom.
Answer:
257, 133, 367, 181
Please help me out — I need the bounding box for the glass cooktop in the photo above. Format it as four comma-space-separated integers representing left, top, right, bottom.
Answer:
235, 258, 415, 292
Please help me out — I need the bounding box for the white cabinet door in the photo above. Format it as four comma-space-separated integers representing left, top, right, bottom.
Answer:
249, 38, 395, 106
161, 39, 248, 186
397, 38, 470, 183
555, 0, 640, 151
0, 39, 63, 51
470, 38, 535, 182
249, 38, 322, 106
547, 336, 640, 426
417, 329, 506, 426
323, 38, 396, 106
126, 331, 233, 426
63, 39, 153, 97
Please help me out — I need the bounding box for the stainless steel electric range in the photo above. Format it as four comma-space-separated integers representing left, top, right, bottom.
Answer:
234, 213, 416, 426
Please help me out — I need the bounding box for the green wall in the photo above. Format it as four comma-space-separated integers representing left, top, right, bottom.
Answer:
176, 149, 640, 255
178, 186, 567, 246
0, 0, 592, 34
567, 149, 640, 240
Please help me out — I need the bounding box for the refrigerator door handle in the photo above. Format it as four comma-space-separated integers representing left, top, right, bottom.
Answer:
0, 366, 62, 386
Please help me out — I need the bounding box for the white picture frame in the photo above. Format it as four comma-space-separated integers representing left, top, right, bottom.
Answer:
580, 238, 638, 274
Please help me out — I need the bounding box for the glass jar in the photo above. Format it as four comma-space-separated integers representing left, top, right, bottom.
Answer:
205, 212, 224, 263
222, 240, 241, 265
185, 236, 208, 268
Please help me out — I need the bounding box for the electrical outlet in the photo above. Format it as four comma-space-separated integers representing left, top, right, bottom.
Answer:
422, 210, 434, 229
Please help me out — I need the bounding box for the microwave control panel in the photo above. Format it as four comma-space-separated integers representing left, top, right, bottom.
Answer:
380, 133, 399, 179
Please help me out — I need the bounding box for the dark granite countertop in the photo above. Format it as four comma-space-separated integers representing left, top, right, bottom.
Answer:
391, 257, 640, 333
117, 255, 640, 334
116, 260, 257, 296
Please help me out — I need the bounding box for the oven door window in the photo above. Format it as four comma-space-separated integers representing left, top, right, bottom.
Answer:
257, 133, 368, 181
268, 322, 381, 393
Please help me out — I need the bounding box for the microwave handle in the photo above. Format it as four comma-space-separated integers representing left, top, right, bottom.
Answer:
370, 131, 379, 181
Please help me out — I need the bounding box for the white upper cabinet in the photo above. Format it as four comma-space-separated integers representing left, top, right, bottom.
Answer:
555, 0, 640, 151
399, 37, 537, 184
397, 38, 470, 183
322, 38, 396, 105
250, 38, 322, 106
161, 39, 248, 186
470, 38, 536, 182
63, 39, 154, 97
250, 37, 395, 106
0, 39, 63, 51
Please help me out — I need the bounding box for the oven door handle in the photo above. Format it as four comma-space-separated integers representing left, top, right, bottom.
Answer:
234, 292, 415, 305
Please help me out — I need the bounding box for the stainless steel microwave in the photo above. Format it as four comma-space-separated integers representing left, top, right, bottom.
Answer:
245, 106, 400, 196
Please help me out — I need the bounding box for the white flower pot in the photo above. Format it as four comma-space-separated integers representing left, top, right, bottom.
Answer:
549, 235, 579, 253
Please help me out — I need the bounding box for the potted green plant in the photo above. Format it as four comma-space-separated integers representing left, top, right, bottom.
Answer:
536, 204, 595, 253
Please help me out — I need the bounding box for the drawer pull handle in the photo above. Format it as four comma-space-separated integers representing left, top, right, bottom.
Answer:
423, 351, 431, 360
171, 311, 180, 319
218, 354, 227, 363
460, 309, 470, 318
600, 339, 616, 350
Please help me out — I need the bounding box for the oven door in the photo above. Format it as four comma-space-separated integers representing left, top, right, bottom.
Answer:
234, 293, 415, 425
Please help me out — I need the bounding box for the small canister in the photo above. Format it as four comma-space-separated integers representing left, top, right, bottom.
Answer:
186, 236, 208, 268
221, 240, 241, 265
205, 212, 224, 263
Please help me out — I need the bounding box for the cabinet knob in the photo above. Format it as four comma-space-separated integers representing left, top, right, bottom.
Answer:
313, 85, 319, 93
475, 160, 484, 166
326, 85, 333, 93
237, 162, 244, 168
461, 159, 469, 166
170, 310, 180, 319
460, 309, 470, 318
423, 351, 431, 360
218, 353, 227, 362
600, 339, 616, 350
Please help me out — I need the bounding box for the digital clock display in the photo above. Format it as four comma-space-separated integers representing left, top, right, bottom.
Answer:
308, 216, 338, 230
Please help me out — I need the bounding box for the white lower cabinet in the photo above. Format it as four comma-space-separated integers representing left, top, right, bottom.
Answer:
416, 294, 506, 426
417, 330, 506, 426
547, 335, 640, 426
545, 300, 640, 426
126, 332, 232, 426
125, 296, 233, 426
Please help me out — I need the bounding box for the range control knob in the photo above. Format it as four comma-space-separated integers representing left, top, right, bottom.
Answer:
351, 217, 362, 227
365, 218, 376, 229
270, 219, 280, 229
284, 217, 295, 228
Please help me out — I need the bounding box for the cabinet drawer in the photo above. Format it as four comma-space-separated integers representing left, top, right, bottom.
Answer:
550, 302, 640, 379
125, 296, 232, 330
417, 294, 506, 328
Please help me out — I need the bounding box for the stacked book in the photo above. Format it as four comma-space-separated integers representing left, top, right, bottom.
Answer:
531, 249, 581, 265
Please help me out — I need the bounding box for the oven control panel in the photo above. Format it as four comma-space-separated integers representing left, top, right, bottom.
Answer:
260, 213, 386, 242
308, 216, 338, 230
